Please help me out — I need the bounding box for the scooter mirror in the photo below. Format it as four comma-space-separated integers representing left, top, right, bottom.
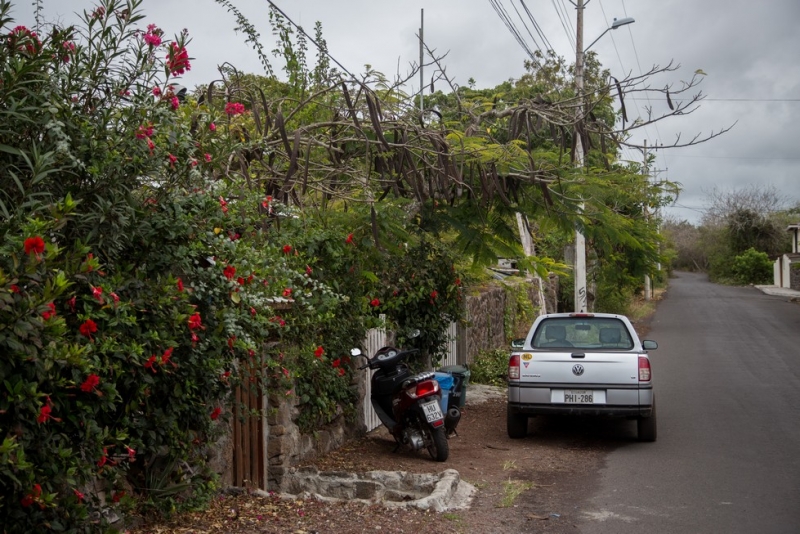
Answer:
350, 348, 362, 357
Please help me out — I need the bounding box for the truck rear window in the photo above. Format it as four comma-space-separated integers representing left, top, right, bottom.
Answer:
532, 318, 633, 350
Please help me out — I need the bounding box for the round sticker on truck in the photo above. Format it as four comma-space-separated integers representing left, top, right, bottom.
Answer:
521, 353, 533, 361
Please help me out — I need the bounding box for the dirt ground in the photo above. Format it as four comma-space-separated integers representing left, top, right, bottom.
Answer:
132, 394, 641, 534
132, 311, 657, 533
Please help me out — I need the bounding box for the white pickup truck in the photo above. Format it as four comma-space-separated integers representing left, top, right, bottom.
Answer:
507, 312, 659, 441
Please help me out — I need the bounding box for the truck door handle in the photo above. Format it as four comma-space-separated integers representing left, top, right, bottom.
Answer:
571, 353, 585, 358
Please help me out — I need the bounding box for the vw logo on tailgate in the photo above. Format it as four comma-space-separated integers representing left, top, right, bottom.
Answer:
572, 364, 584, 376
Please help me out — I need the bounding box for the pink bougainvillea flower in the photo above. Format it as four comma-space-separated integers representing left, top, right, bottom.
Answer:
80, 373, 100, 393
24, 236, 45, 256
79, 319, 98, 339
223, 265, 236, 280
176, 278, 184, 292
188, 312, 203, 330
332, 358, 341, 368
165, 42, 191, 75
37, 404, 52, 424
204, 153, 212, 163
314, 346, 324, 358
152, 86, 162, 97
282, 244, 292, 254
210, 407, 221, 420
224, 102, 245, 115
369, 298, 380, 307
282, 288, 292, 298
170, 96, 179, 110
41, 302, 56, 320
209, 122, 216, 132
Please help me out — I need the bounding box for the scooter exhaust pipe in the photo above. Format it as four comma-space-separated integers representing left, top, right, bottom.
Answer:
444, 407, 461, 436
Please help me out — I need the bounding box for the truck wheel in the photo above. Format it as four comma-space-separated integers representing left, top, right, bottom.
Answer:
507, 406, 528, 438
425, 426, 449, 462
637, 397, 657, 442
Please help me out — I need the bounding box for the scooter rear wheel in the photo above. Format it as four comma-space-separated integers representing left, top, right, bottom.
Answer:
424, 425, 449, 462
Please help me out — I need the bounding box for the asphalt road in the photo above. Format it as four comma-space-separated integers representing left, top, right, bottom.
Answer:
578, 271, 800, 534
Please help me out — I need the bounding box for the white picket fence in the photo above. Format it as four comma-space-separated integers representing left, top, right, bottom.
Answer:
362, 322, 459, 432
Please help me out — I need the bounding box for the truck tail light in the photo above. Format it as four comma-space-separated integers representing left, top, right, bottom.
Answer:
638, 356, 651, 382
508, 354, 520, 380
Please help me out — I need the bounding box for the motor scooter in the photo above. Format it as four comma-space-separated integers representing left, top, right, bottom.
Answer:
353, 340, 461, 462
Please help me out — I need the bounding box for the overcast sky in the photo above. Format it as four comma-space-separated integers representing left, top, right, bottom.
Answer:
12, 0, 800, 224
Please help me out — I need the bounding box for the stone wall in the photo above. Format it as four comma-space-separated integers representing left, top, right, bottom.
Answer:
791, 260, 800, 290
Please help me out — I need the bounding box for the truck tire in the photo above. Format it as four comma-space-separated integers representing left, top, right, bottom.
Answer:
507, 406, 528, 438
637, 397, 657, 442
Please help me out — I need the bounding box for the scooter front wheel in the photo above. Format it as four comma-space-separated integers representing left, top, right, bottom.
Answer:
424, 425, 449, 462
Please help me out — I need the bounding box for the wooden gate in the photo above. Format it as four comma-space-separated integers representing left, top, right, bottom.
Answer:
232, 379, 266, 489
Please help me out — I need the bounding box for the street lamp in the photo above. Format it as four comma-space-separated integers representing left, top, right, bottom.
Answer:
573, 3, 635, 313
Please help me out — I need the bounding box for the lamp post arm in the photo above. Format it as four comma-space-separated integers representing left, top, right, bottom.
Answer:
584, 27, 610, 53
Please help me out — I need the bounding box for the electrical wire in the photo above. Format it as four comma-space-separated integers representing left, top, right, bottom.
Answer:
519, 0, 556, 53
488, 0, 539, 60
551, 0, 576, 50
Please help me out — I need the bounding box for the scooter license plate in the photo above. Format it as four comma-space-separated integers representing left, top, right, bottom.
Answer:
422, 400, 443, 423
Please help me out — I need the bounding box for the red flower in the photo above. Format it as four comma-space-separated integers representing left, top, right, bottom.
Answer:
332, 358, 341, 368
67, 296, 76, 312
37, 404, 52, 424
73, 489, 84, 502
20, 484, 42, 508
147, 138, 155, 153
111, 491, 125, 503
97, 448, 108, 467
282, 244, 292, 254
455, 278, 461, 286
430, 290, 438, 299
204, 153, 212, 163
370, 298, 380, 307
282, 288, 292, 298
161, 347, 174, 366
270, 316, 286, 327
24, 236, 45, 256
168, 153, 177, 166
223, 265, 236, 280
80, 373, 100, 393
91, 285, 103, 303
126, 446, 136, 461
165, 43, 191, 75
152, 86, 162, 97
236, 277, 245, 285
250, 307, 257, 316
224, 102, 245, 115
219, 196, 228, 213
210, 407, 221, 420
345, 233, 354, 244
110, 292, 119, 305
227, 336, 236, 349
191, 332, 199, 346
305, 265, 313, 275
144, 355, 158, 373
79, 319, 98, 339
143, 29, 161, 47
10, 284, 20, 293
314, 346, 324, 358
170, 96, 179, 110
188, 312, 202, 330
337, 368, 346, 377
176, 278, 184, 292
41, 302, 56, 320
209, 122, 216, 132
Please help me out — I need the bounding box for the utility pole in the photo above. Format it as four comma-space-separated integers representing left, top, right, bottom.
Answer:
419, 9, 424, 114
643, 139, 651, 301
573, 0, 588, 313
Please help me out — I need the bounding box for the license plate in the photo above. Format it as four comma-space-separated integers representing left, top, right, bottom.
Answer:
422, 400, 444, 423
564, 390, 593, 404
